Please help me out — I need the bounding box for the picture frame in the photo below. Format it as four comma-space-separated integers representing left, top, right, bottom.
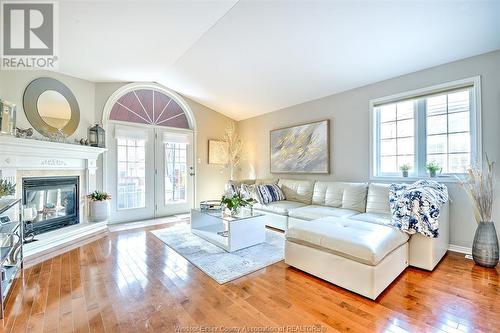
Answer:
270, 119, 330, 174
208, 140, 228, 164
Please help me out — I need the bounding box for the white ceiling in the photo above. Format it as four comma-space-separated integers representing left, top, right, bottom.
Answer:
57, 0, 500, 120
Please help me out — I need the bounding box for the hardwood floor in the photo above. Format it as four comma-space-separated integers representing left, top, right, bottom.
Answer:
1, 221, 499, 333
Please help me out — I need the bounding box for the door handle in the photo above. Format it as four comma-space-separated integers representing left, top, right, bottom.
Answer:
189, 172, 195, 176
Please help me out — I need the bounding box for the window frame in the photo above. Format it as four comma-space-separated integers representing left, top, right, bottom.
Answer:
369, 76, 482, 182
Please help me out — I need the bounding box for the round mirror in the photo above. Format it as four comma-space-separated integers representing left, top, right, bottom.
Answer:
36, 90, 72, 129
23, 77, 80, 138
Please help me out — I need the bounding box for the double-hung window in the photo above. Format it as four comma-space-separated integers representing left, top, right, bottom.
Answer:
371, 77, 481, 179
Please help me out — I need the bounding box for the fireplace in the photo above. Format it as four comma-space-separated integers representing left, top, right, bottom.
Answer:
22, 176, 80, 236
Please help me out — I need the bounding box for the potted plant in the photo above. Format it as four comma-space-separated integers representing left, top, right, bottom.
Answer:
426, 161, 441, 177
0, 179, 15, 199
87, 191, 111, 222
220, 193, 255, 216
461, 156, 498, 268
400, 164, 411, 177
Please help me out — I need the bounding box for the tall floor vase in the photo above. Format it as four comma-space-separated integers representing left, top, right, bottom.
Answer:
472, 221, 499, 268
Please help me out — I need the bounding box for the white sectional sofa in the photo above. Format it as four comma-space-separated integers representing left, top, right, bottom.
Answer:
242, 178, 450, 299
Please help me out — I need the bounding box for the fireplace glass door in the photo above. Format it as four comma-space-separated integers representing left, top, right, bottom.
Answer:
22, 177, 79, 235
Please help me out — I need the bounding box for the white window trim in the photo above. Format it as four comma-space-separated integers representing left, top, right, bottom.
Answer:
369, 76, 482, 182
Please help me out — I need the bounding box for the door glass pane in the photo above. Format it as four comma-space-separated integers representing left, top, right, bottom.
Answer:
165, 142, 187, 204
117, 138, 146, 209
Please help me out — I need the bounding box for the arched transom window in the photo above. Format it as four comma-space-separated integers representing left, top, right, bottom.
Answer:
109, 89, 190, 129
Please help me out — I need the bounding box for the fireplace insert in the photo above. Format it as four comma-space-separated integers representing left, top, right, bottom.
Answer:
22, 176, 79, 236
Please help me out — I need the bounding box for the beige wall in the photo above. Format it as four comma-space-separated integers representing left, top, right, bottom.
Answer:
93, 82, 233, 204
0, 70, 96, 140
238, 50, 500, 249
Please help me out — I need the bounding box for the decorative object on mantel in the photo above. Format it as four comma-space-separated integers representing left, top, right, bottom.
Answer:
208, 140, 228, 165
48, 129, 68, 142
220, 193, 255, 216
0, 179, 15, 199
87, 191, 111, 222
23, 77, 80, 138
461, 154, 499, 268
15, 127, 34, 138
426, 161, 441, 178
270, 119, 329, 174
76, 138, 90, 146
400, 164, 411, 177
88, 124, 105, 148
0, 99, 17, 136
220, 121, 242, 180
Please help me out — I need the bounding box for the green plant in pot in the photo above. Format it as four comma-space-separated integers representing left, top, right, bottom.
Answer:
87, 191, 111, 222
461, 155, 498, 268
220, 193, 255, 216
400, 164, 411, 178
426, 161, 441, 178
0, 179, 15, 198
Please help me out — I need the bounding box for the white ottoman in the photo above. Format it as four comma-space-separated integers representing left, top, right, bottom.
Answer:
285, 217, 409, 299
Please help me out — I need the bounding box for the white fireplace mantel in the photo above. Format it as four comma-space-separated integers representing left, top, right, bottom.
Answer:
0, 134, 107, 198
0, 135, 106, 165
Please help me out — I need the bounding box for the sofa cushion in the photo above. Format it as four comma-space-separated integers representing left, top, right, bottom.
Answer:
288, 205, 359, 221
311, 181, 345, 207
278, 179, 314, 204
286, 217, 409, 265
350, 212, 392, 226
255, 178, 279, 185
366, 183, 391, 214
342, 183, 368, 212
253, 200, 307, 216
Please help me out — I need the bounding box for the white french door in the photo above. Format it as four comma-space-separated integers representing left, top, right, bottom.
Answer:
154, 128, 194, 217
106, 122, 194, 223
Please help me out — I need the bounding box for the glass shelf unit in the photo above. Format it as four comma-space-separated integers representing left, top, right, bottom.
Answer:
0, 198, 24, 319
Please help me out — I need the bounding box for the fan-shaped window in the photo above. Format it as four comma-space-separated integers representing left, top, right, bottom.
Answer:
109, 89, 190, 129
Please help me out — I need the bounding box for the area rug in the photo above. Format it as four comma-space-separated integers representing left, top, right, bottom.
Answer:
151, 225, 284, 284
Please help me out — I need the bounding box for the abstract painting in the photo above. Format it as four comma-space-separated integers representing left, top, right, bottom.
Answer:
208, 140, 228, 164
270, 120, 329, 173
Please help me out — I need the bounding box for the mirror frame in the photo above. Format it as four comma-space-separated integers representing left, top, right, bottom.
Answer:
23, 77, 80, 137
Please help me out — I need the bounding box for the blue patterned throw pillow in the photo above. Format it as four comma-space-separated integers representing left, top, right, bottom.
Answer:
256, 184, 286, 204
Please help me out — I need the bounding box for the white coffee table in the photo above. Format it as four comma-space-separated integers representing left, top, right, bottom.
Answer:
190, 208, 266, 252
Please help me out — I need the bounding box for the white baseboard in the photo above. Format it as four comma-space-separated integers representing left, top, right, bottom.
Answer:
448, 244, 472, 255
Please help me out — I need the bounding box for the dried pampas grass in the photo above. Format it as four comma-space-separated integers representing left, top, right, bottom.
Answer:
461, 154, 495, 223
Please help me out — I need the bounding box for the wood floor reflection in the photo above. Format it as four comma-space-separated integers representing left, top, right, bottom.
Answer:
1, 221, 499, 333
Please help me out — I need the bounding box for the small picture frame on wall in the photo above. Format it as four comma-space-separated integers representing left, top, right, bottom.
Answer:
208, 140, 228, 164
270, 119, 330, 174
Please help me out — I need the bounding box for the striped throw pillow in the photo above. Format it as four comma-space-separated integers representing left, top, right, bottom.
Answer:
256, 184, 286, 204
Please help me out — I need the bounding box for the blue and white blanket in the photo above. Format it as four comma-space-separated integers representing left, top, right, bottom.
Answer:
389, 180, 448, 238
